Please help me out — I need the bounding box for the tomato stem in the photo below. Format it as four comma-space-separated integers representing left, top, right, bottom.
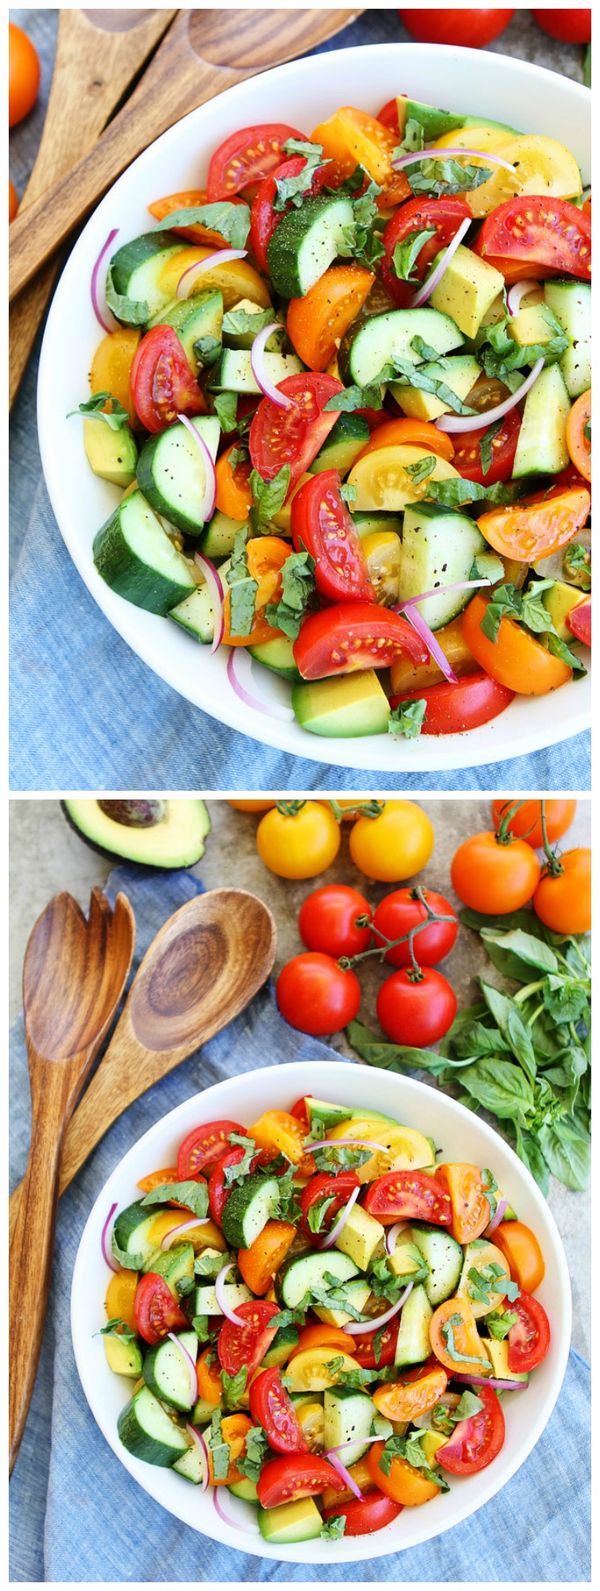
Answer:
276, 800, 307, 816
339, 887, 456, 970
539, 799, 563, 877
328, 799, 385, 821
494, 799, 525, 846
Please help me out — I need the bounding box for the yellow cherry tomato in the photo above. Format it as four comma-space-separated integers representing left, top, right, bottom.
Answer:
227, 799, 276, 811
159, 246, 272, 308
349, 801, 434, 882
361, 530, 402, 604
90, 328, 141, 429
433, 125, 512, 155
464, 133, 582, 219
347, 445, 459, 512
256, 801, 341, 879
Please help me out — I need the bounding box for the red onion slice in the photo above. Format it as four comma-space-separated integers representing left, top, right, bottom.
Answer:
176, 249, 247, 299
393, 145, 516, 173
215, 1262, 246, 1325
400, 603, 459, 684
484, 1196, 508, 1236
213, 1488, 258, 1533
451, 1371, 527, 1391
167, 1332, 198, 1407
329, 1433, 386, 1454
410, 217, 471, 307
194, 552, 225, 654
326, 1450, 364, 1499
160, 1215, 211, 1251
402, 577, 491, 610
507, 279, 539, 316
101, 1202, 120, 1273
185, 1423, 210, 1492
226, 648, 295, 722
304, 1136, 388, 1155
321, 1185, 361, 1251
385, 1221, 409, 1256
176, 414, 217, 521
91, 228, 119, 334
250, 323, 294, 409
343, 1281, 413, 1336
436, 356, 544, 432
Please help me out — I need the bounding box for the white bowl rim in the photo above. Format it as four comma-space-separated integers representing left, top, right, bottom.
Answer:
71, 1058, 572, 1565
38, 42, 591, 775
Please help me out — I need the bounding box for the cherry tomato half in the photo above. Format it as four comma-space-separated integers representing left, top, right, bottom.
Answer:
217, 1300, 280, 1378
249, 1367, 308, 1453
364, 1169, 452, 1226
351, 1319, 400, 1369
373, 887, 458, 967
390, 673, 515, 734
177, 1120, 245, 1179
249, 372, 343, 488
257, 1453, 345, 1508
291, 471, 374, 603
475, 196, 591, 281
299, 1171, 361, 1245
376, 967, 458, 1047
134, 1272, 187, 1345
293, 603, 428, 680
437, 1383, 505, 1474
461, 594, 573, 696
276, 953, 361, 1036
382, 196, 472, 307
298, 884, 372, 958
493, 1220, 546, 1293
322, 1492, 402, 1534
207, 123, 306, 199
130, 326, 205, 433
452, 409, 521, 486
507, 1292, 551, 1373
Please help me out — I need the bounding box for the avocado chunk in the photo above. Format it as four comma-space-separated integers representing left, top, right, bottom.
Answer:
313, 1277, 372, 1328
83, 418, 138, 486
258, 1497, 324, 1544
542, 581, 588, 640
430, 245, 505, 338
508, 302, 555, 349
334, 1204, 385, 1272
391, 354, 480, 421
292, 670, 391, 738
62, 798, 210, 868
484, 1337, 528, 1383
103, 1332, 143, 1377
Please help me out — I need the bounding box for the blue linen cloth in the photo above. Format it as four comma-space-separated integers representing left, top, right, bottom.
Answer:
9, 9, 590, 792
9, 866, 590, 1581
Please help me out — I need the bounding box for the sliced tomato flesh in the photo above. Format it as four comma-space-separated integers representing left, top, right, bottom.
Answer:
249, 372, 343, 489
363, 1169, 453, 1226
291, 471, 374, 602
207, 123, 306, 199
390, 673, 515, 734
177, 1120, 245, 1179
437, 1384, 505, 1475
249, 1366, 308, 1454
507, 1291, 551, 1373
475, 195, 591, 280
382, 195, 472, 306
293, 602, 428, 680
257, 1453, 345, 1509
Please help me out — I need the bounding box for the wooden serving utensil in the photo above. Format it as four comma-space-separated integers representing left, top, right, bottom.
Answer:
9, 9, 176, 405
9, 8, 361, 301
9, 889, 135, 1473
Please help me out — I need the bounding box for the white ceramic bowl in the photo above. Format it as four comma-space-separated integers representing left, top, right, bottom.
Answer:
39, 44, 590, 773
71, 1059, 571, 1564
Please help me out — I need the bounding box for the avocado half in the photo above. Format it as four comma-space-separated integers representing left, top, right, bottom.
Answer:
62, 799, 210, 869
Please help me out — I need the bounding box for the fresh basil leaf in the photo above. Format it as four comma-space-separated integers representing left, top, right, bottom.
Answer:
284, 136, 324, 160
458, 1056, 534, 1122
393, 117, 426, 156
226, 526, 257, 637
479, 983, 537, 1083
425, 477, 517, 510
453, 1389, 484, 1421
537, 1119, 590, 1190
208, 1409, 231, 1481
265, 548, 316, 640
480, 928, 558, 977
274, 145, 324, 210
390, 358, 477, 416
307, 1195, 337, 1235
250, 465, 291, 534
321, 1515, 347, 1539
392, 227, 436, 282
388, 699, 427, 740
192, 1314, 211, 1341
542, 975, 588, 1024
222, 306, 277, 338
99, 1317, 137, 1342
221, 1366, 248, 1410
338, 180, 386, 267
405, 453, 437, 484
194, 333, 222, 369
406, 156, 492, 198
105, 266, 149, 325
67, 392, 130, 431
513, 1126, 550, 1193
380, 1432, 449, 1490
213, 391, 238, 434
237, 1423, 270, 1482
324, 380, 386, 412
478, 417, 504, 476
486, 1307, 519, 1341
140, 1181, 209, 1219
546, 631, 587, 677
152, 203, 250, 249
562, 540, 591, 590
441, 1314, 489, 1367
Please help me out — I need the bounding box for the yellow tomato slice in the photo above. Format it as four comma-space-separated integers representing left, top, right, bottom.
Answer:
158, 246, 272, 307
328, 1116, 433, 1183
347, 445, 459, 512
464, 133, 582, 219
284, 1347, 358, 1392
90, 327, 140, 427
456, 1240, 511, 1319
433, 125, 512, 154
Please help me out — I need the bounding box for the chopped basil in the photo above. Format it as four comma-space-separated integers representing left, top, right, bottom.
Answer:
478, 417, 505, 476
67, 391, 130, 431
222, 306, 278, 337
467, 1263, 519, 1307
390, 358, 477, 416
213, 391, 238, 434
105, 266, 148, 325
99, 1317, 137, 1342
223, 1133, 259, 1186
307, 1194, 337, 1235
237, 1423, 270, 1482
406, 156, 492, 198
265, 549, 316, 640
321, 1514, 347, 1539
379, 1432, 449, 1490
441, 1313, 489, 1367
226, 527, 257, 637
562, 541, 591, 591
250, 464, 291, 534
392, 227, 436, 282
208, 1409, 231, 1481
140, 1180, 209, 1219
324, 381, 386, 413
151, 201, 250, 249
486, 1307, 519, 1341
221, 1366, 248, 1410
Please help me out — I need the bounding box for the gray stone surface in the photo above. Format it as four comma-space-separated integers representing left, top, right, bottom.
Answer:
10, 796, 590, 1357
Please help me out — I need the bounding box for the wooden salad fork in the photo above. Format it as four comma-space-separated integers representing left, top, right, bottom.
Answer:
9, 8, 362, 301
9, 889, 135, 1473
9, 8, 176, 404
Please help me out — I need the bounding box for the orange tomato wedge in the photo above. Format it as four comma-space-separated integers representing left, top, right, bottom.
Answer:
223, 535, 289, 647
197, 1346, 222, 1407
357, 417, 455, 464
215, 444, 253, 520
148, 189, 243, 246
477, 486, 590, 562
566, 390, 591, 482
430, 1295, 490, 1376
90, 327, 141, 428
287, 264, 374, 371
462, 593, 573, 695
237, 1220, 296, 1295
296, 1324, 359, 1355
367, 1441, 440, 1505
373, 1366, 448, 1423
105, 1270, 138, 1334
493, 1220, 546, 1293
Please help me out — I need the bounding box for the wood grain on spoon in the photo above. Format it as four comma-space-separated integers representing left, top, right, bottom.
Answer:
9, 889, 135, 1472
9, 9, 361, 301
9, 8, 175, 406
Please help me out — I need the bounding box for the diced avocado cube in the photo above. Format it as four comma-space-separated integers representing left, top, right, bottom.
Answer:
542, 581, 588, 639
390, 354, 480, 421
420, 1429, 448, 1465
484, 1337, 528, 1384
292, 670, 391, 738
313, 1277, 372, 1327
258, 1496, 324, 1543
83, 418, 138, 487
430, 245, 505, 338
388, 1238, 428, 1281
334, 1204, 386, 1272
508, 302, 555, 348
103, 1332, 143, 1378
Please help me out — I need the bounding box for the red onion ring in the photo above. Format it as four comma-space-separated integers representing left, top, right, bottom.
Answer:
176, 414, 217, 521
321, 1185, 361, 1251
91, 228, 119, 334
343, 1281, 413, 1336
400, 603, 459, 684
326, 1450, 364, 1499
303, 1136, 388, 1155
167, 1332, 198, 1407
507, 279, 539, 316
402, 577, 491, 610
436, 356, 544, 432
393, 145, 516, 173
250, 323, 294, 409
101, 1203, 120, 1273
451, 1371, 527, 1391
213, 1488, 258, 1533
384, 1220, 409, 1256
484, 1196, 508, 1236
226, 648, 295, 722
410, 217, 471, 307
194, 551, 225, 654
176, 249, 247, 299
185, 1423, 210, 1492
160, 1215, 211, 1250
329, 1434, 387, 1454
215, 1262, 246, 1326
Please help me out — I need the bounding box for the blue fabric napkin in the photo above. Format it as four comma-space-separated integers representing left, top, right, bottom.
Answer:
9, 8, 590, 792
10, 866, 590, 1581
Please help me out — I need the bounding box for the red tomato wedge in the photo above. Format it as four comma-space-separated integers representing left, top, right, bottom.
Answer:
249, 1367, 308, 1454
293, 602, 428, 680
507, 1292, 551, 1373
363, 1169, 453, 1226
299, 1170, 361, 1245
249, 156, 339, 273
291, 471, 374, 602
177, 1120, 245, 1179
257, 1453, 345, 1508
322, 1493, 403, 1534
475, 195, 591, 281
208, 1144, 278, 1224
351, 1320, 400, 1369
437, 1383, 505, 1475
249, 372, 343, 488
451, 409, 521, 486
566, 598, 591, 647
134, 1273, 187, 1345
390, 673, 515, 734
217, 1300, 280, 1379
130, 326, 205, 433
382, 196, 472, 306
207, 123, 306, 199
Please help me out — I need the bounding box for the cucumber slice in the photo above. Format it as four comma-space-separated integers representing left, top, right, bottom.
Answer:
221, 1174, 280, 1249
193, 1280, 252, 1315
324, 1387, 375, 1467
249, 635, 300, 681
263, 1324, 300, 1367
93, 489, 196, 613
267, 194, 354, 298
169, 582, 215, 643
173, 1441, 209, 1484
399, 506, 485, 630
352, 511, 404, 539
118, 1384, 189, 1465
109, 232, 183, 320
143, 1330, 198, 1412
200, 509, 244, 560
411, 1226, 463, 1307
229, 1476, 259, 1500
112, 1200, 162, 1261
258, 1497, 323, 1543
512, 364, 570, 478
544, 280, 591, 398
309, 413, 370, 475
347, 306, 463, 388
136, 415, 220, 534
149, 289, 224, 373
278, 1249, 358, 1309
394, 1283, 432, 1368
210, 347, 303, 394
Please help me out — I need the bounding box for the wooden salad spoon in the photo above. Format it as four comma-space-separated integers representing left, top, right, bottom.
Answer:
9, 8, 362, 300
9, 889, 135, 1472
9, 8, 176, 405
